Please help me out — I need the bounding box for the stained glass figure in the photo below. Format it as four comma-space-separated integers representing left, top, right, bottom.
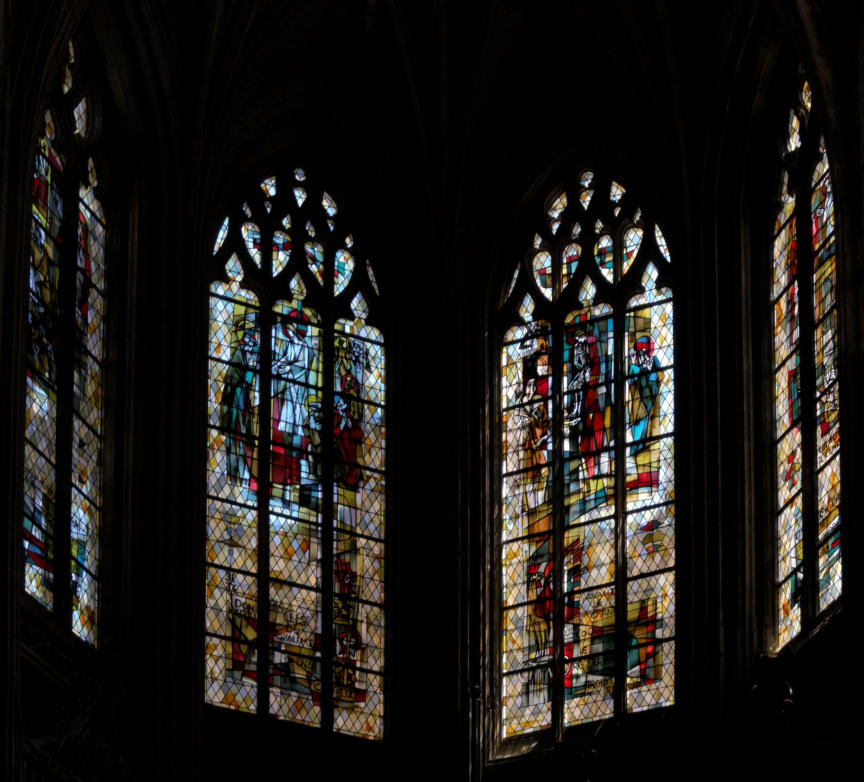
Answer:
206, 170, 386, 740
24, 40, 105, 644
499, 167, 674, 740
772, 75, 842, 648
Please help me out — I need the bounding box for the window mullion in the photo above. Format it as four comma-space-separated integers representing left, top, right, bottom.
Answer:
612, 295, 627, 716
52, 170, 81, 629
795, 153, 820, 630
257, 297, 274, 716
551, 318, 565, 741
320, 259, 336, 733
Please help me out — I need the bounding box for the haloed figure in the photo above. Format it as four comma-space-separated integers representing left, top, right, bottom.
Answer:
221, 313, 260, 493
272, 309, 313, 505
627, 335, 662, 490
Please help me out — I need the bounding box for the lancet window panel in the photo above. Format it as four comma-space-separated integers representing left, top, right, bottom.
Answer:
771, 76, 841, 649
498, 169, 675, 742
205, 170, 386, 740
24, 39, 105, 645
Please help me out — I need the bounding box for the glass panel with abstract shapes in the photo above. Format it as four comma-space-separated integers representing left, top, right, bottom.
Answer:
773, 77, 842, 648
500, 169, 674, 740
594, 231, 614, 284
273, 231, 291, 277
306, 240, 325, 286
548, 191, 567, 236
206, 172, 386, 739
579, 169, 594, 210
261, 176, 277, 198
562, 227, 581, 293
242, 222, 262, 268
532, 250, 553, 300
334, 249, 354, 295
25, 42, 107, 641
622, 226, 643, 276
624, 574, 675, 714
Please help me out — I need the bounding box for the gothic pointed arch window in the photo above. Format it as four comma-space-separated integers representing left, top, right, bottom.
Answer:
23, 39, 106, 645
205, 170, 386, 739
498, 169, 675, 741
771, 74, 841, 648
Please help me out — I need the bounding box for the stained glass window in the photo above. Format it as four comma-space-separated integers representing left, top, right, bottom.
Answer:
205, 170, 386, 740
499, 169, 675, 739
24, 40, 105, 645
772, 75, 841, 648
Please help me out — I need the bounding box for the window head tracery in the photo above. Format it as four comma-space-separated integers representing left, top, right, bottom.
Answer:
205, 169, 386, 740
498, 169, 675, 740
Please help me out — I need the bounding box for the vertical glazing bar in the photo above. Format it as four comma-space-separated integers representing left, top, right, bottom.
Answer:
321, 245, 336, 732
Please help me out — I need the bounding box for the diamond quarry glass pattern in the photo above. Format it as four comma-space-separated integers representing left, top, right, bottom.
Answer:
206, 171, 386, 740
772, 76, 842, 648
500, 169, 675, 739
24, 39, 104, 645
